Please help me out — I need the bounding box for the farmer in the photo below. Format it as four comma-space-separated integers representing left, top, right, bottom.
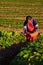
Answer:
24, 16, 39, 41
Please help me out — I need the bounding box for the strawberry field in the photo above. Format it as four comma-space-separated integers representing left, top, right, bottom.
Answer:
0, 30, 43, 65
0, 0, 43, 65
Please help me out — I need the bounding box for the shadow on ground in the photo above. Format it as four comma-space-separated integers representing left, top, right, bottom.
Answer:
0, 42, 26, 65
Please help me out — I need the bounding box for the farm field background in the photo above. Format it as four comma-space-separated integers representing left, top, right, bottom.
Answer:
0, 0, 43, 65
0, 0, 43, 29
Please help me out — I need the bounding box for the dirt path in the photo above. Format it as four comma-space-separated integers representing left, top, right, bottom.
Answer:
0, 27, 23, 32
0, 27, 43, 32
0, 2, 41, 5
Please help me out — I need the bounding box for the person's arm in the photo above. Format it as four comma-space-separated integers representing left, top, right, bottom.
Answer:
24, 26, 27, 35
24, 21, 27, 35
33, 19, 39, 30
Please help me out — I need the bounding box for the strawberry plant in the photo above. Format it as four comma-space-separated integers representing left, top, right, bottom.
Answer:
9, 33, 43, 65
0, 30, 25, 48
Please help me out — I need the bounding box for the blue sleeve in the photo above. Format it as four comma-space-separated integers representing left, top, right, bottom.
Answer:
33, 19, 38, 29
33, 19, 37, 26
24, 29, 26, 34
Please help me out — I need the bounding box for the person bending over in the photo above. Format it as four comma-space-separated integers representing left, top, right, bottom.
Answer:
24, 16, 39, 41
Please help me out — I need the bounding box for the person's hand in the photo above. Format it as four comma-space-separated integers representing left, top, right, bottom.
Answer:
24, 34, 26, 36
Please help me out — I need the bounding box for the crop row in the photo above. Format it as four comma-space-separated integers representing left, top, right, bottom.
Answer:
0, 18, 43, 29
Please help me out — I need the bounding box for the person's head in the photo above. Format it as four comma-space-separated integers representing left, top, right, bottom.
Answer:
26, 16, 32, 23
